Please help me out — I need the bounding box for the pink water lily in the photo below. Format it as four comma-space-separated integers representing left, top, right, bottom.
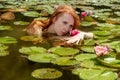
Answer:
70, 29, 79, 36
94, 44, 110, 57
81, 11, 93, 21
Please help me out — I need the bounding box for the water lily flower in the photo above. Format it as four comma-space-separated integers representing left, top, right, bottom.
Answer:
94, 44, 110, 57
81, 12, 87, 20
80, 11, 93, 20
87, 11, 92, 16
70, 29, 79, 36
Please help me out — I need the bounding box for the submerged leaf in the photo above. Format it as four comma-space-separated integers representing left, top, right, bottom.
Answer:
31, 68, 62, 79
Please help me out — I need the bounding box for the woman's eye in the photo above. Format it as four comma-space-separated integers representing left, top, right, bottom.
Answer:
63, 21, 67, 25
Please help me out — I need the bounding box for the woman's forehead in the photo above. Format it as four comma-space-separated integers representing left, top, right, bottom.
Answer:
57, 13, 74, 22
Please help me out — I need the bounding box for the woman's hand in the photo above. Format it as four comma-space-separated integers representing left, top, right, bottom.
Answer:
65, 32, 84, 44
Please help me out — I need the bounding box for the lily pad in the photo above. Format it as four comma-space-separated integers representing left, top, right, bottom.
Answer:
19, 46, 47, 55
0, 36, 17, 44
31, 68, 62, 79
21, 11, 40, 17
0, 25, 13, 31
97, 55, 120, 68
0, 44, 9, 56
80, 59, 119, 71
93, 31, 111, 36
49, 46, 79, 56
97, 23, 115, 28
81, 21, 96, 27
52, 57, 79, 66
72, 68, 117, 80
28, 53, 59, 63
80, 46, 94, 53
20, 36, 43, 43
14, 21, 29, 25
75, 54, 97, 61
84, 39, 95, 46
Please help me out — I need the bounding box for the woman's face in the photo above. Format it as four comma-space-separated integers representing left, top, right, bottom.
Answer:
53, 13, 74, 36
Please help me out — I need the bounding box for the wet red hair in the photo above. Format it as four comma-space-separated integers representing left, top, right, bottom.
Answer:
46, 5, 80, 29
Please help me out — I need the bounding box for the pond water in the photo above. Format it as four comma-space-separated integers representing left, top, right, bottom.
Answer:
0, 0, 120, 80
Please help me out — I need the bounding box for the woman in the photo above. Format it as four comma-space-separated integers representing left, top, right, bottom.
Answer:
25, 5, 93, 45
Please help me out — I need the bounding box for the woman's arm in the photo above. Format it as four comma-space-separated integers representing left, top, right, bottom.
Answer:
50, 29, 94, 45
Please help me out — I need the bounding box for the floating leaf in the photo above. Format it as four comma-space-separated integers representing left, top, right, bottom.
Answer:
28, 53, 59, 63
52, 57, 79, 66
0, 25, 13, 31
109, 41, 120, 49
72, 68, 117, 80
0, 44, 9, 56
20, 36, 43, 43
21, 11, 40, 17
20, 36, 36, 41
80, 46, 94, 53
31, 68, 62, 79
93, 31, 111, 36
97, 23, 115, 28
80, 59, 119, 71
0, 36, 17, 44
75, 54, 97, 61
19, 46, 47, 55
114, 43, 120, 53
84, 39, 95, 46
81, 21, 96, 27
49, 46, 79, 56
14, 21, 29, 25
97, 55, 120, 68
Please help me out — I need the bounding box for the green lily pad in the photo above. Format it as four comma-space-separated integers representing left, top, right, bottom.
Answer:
49, 46, 79, 56
80, 46, 94, 53
97, 55, 120, 68
0, 44, 9, 56
21, 11, 40, 17
97, 23, 115, 28
52, 57, 79, 66
84, 39, 95, 46
0, 44, 8, 50
31, 68, 62, 79
28, 53, 59, 63
72, 68, 117, 80
14, 21, 29, 25
0, 25, 13, 31
109, 41, 120, 49
0, 36, 17, 44
80, 59, 119, 71
20, 36, 43, 43
19, 46, 47, 55
93, 31, 111, 36
75, 54, 97, 61
81, 21, 96, 27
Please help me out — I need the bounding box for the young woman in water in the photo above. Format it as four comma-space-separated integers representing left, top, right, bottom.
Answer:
25, 5, 93, 45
